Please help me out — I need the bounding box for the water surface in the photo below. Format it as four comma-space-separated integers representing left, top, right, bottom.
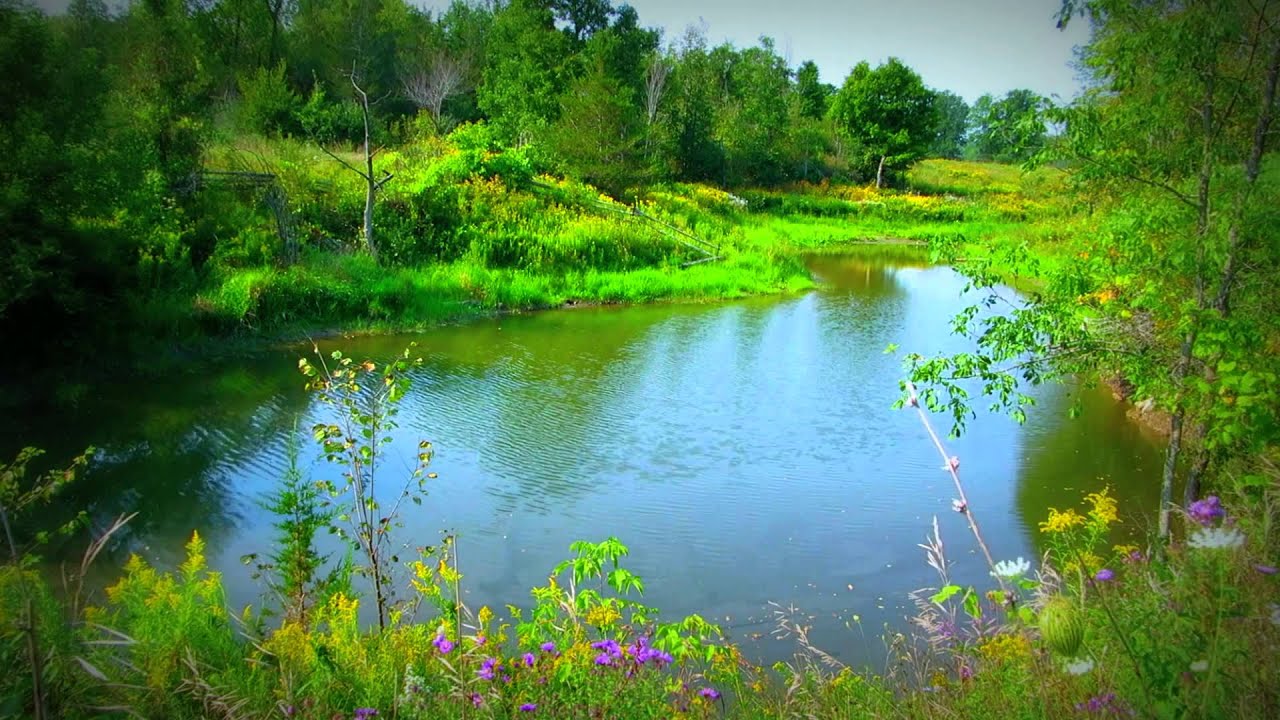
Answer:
13, 253, 1163, 666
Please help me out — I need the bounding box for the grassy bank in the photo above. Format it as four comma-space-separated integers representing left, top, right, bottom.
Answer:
183, 136, 1056, 342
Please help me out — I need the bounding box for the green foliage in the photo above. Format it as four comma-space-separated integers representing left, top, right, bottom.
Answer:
299, 343, 432, 628
236, 62, 300, 137
966, 90, 1046, 163
829, 57, 938, 184
930, 89, 970, 159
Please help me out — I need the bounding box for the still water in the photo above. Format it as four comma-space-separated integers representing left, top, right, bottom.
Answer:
17, 253, 1162, 666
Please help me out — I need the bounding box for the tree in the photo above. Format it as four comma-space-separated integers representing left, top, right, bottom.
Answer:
548, 61, 646, 196
403, 49, 472, 131
477, 0, 569, 144
906, 0, 1280, 547
552, 0, 614, 44
318, 72, 393, 260
929, 89, 969, 159
967, 88, 1046, 162
828, 57, 936, 187
794, 60, 829, 119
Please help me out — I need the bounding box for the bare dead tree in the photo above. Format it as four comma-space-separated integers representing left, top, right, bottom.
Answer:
403, 50, 471, 131
643, 55, 670, 126
318, 70, 393, 260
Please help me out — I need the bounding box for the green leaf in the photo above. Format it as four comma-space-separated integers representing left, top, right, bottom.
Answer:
930, 584, 963, 605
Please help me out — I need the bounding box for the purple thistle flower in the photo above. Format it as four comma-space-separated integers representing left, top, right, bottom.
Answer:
540, 641, 556, 654
699, 687, 721, 700
1095, 568, 1115, 582
1188, 496, 1226, 526
469, 693, 483, 708
519, 703, 537, 713
1254, 564, 1278, 575
523, 652, 536, 667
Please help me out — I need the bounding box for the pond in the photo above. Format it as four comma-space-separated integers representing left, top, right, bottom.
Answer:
16, 252, 1163, 667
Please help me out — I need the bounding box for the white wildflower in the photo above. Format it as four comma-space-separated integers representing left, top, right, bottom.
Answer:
1187, 526, 1245, 550
1065, 657, 1094, 675
1189, 660, 1209, 673
991, 557, 1032, 579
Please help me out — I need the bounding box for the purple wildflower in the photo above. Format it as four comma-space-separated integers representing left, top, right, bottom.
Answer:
284, 706, 296, 718
469, 693, 483, 708
1075, 692, 1134, 715
1124, 549, 1146, 564
353, 710, 378, 720
473, 635, 487, 646
699, 687, 721, 700
958, 664, 974, 680
432, 631, 454, 655
1254, 564, 1278, 575
591, 639, 622, 657
523, 652, 536, 667
1188, 496, 1225, 526
540, 641, 556, 654
1095, 568, 1115, 582
519, 703, 537, 713
477, 657, 497, 681
594, 653, 613, 666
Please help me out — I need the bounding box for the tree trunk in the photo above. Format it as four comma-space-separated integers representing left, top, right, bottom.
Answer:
875, 155, 886, 188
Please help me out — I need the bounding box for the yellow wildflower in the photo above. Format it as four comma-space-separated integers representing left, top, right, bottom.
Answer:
977, 633, 1033, 665
1039, 508, 1086, 534
1086, 488, 1119, 526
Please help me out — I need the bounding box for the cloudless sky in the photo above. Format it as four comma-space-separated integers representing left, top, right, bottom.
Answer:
35, 0, 1091, 103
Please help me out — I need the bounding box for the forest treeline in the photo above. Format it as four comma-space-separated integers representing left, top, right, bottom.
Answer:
0, 0, 1047, 366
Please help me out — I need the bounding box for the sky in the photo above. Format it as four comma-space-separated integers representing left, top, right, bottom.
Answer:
35, 0, 1091, 104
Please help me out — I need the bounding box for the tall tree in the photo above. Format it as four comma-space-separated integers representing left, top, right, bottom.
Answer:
828, 57, 936, 187
477, 0, 568, 144
548, 60, 646, 196
929, 89, 969, 159
794, 60, 829, 119
967, 88, 1046, 162
552, 0, 614, 44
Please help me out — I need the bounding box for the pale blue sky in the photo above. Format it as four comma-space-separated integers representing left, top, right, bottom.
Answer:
35, 0, 1090, 103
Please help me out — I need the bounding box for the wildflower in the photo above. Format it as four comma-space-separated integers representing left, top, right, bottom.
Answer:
594, 653, 613, 666
478, 657, 497, 681
519, 703, 537, 713
1188, 526, 1245, 550
991, 557, 1032, 579
469, 693, 483, 708
591, 638, 621, 654
540, 641, 556, 654
1124, 549, 1146, 564
1187, 496, 1225, 526
284, 707, 296, 718
522, 652, 535, 668
353, 710, 378, 720
431, 631, 455, 655
952, 498, 967, 513
473, 635, 487, 646
958, 664, 973, 680
1086, 489, 1119, 526
1190, 660, 1209, 673
1095, 568, 1115, 582
699, 688, 721, 700
1253, 564, 1277, 575
1040, 508, 1086, 533
1065, 657, 1094, 675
